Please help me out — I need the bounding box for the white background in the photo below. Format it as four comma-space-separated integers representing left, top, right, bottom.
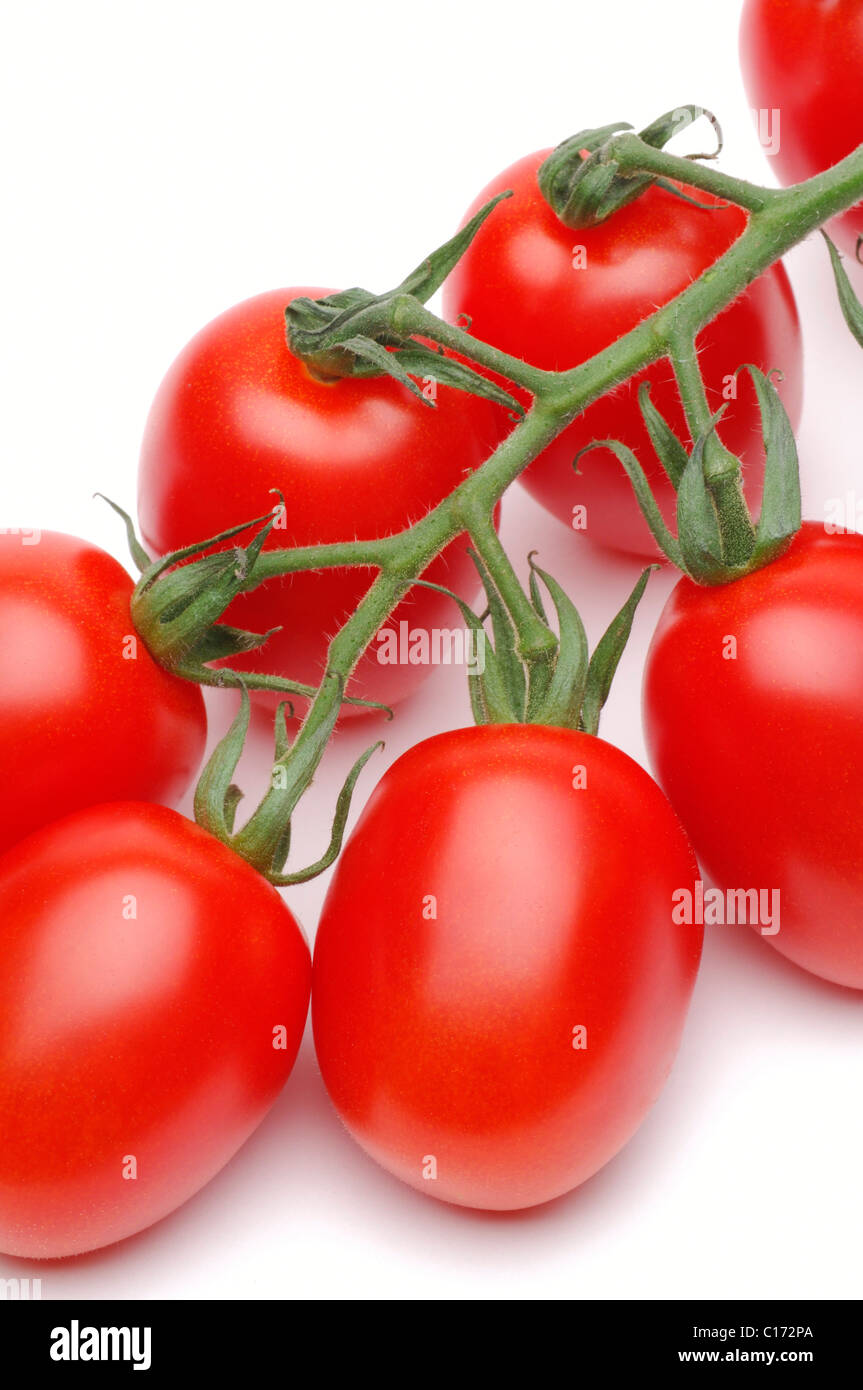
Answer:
2, 0, 862, 1300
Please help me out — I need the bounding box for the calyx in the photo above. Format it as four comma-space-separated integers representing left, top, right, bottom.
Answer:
423, 551, 654, 735
575, 365, 802, 586
538, 105, 724, 230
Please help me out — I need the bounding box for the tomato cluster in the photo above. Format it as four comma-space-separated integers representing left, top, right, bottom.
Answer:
2, 8, 863, 1256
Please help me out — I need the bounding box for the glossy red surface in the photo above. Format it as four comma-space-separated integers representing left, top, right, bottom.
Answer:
741, 0, 863, 257
0, 532, 206, 853
313, 724, 701, 1210
644, 524, 863, 989
0, 802, 311, 1257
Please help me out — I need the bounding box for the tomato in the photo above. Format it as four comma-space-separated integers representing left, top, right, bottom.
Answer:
0, 801, 311, 1258
312, 724, 700, 1210
644, 524, 863, 991
741, 0, 863, 258
443, 153, 802, 559
0, 531, 206, 856
138, 288, 505, 715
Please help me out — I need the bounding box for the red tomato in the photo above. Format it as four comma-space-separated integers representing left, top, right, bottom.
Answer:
741, 0, 863, 258
0, 802, 311, 1258
443, 153, 802, 559
313, 724, 701, 1210
644, 524, 863, 991
0, 531, 206, 855
138, 288, 505, 715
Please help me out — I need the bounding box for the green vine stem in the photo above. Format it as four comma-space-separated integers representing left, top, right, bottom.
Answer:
461, 504, 558, 670
133, 120, 863, 881
606, 129, 775, 214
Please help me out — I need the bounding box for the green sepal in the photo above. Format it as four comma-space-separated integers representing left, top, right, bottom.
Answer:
587, 394, 796, 586
128, 499, 282, 668
135, 499, 279, 595
524, 659, 554, 722
527, 556, 550, 624
574, 440, 686, 569
338, 335, 433, 405
193, 684, 250, 842
413, 578, 519, 724
524, 552, 554, 716
386, 344, 524, 416
199, 662, 391, 710
638, 382, 689, 489
467, 548, 527, 720
283, 193, 522, 414
186, 622, 283, 665
538, 121, 633, 225
106, 496, 389, 712
263, 702, 296, 875
95, 495, 152, 574
269, 740, 384, 887
525, 557, 589, 729
823, 232, 863, 350
676, 428, 729, 582
539, 106, 723, 230
286, 285, 374, 340
228, 672, 334, 876
340, 336, 523, 416
741, 364, 801, 563
192, 681, 383, 886
539, 123, 632, 230
638, 105, 722, 163
396, 192, 512, 303
580, 567, 656, 735
418, 553, 646, 738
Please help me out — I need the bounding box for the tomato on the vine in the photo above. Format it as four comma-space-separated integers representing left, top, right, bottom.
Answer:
0, 531, 206, 855
443, 153, 802, 559
644, 523, 863, 991
138, 288, 505, 714
0, 801, 311, 1258
313, 724, 700, 1210
741, 0, 863, 259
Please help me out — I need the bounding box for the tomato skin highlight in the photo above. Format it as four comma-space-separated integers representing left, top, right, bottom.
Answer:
0, 532, 206, 855
644, 524, 863, 991
313, 724, 701, 1211
741, 0, 863, 258
443, 151, 802, 559
0, 802, 311, 1259
138, 288, 505, 714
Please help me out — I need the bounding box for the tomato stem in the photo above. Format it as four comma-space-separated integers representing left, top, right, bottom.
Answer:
610, 129, 775, 215
393, 298, 555, 400
128, 116, 863, 882
461, 504, 558, 669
